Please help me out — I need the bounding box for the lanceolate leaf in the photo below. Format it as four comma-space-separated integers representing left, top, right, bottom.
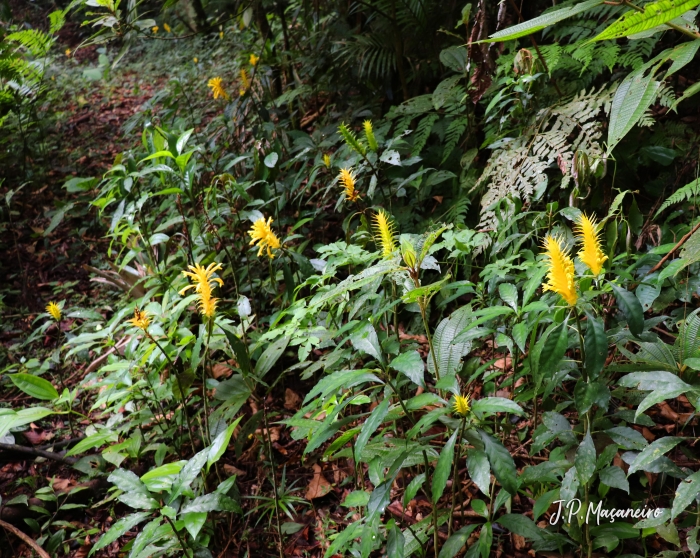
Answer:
9, 373, 58, 400
628, 436, 685, 474
672, 470, 700, 519
432, 430, 458, 504
355, 397, 390, 460
584, 312, 607, 379
591, 0, 700, 42
479, 430, 518, 495
610, 284, 644, 336
89, 512, 151, 555
484, 0, 603, 42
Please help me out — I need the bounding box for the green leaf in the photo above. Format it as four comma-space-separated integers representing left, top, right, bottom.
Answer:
89, 511, 150, 555
591, 0, 700, 42
389, 351, 425, 388
628, 436, 685, 474
342, 490, 371, 508
607, 68, 660, 154
0, 407, 53, 440
536, 320, 569, 380
574, 380, 611, 415
180, 493, 225, 514
107, 469, 149, 496
355, 398, 390, 461
484, 0, 603, 42
403, 473, 425, 508
66, 429, 118, 456
432, 430, 458, 504
496, 514, 543, 542
672, 469, 700, 518
168, 449, 208, 504
471, 397, 524, 419
479, 430, 517, 495
466, 449, 490, 496
207, 417, 241, 471
605, 427, 648, 451
117, 491, 159, 510
610, 284, 644, 336
254, 335, 289, 379
599, 466, 630, 493
438, 524, 479, 558
9, 373, 58, 400
182, 511, 207, 540
584, 312, 607, 380
350, 322, 384, 365
429, 306, 474, 381
498, 283, 518, 311
575, 431, 597, 485
387, 521, 406, 558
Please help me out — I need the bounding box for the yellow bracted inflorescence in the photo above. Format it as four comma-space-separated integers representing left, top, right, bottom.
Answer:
453, 394, 471, 417
128, 308, 151, 330
339, 168, 359, 202
152, 26, 159, 33
46, 302, 61, 321
363, 120, 378, 152
248, 217, 281, 259
207, 77, 229, 100
239, 69, 251, 96
249, 53, 259, 66
542, 235, 578, 306
323, 154, 331, 169
373, 209, 396, 258
179, 262, 224, 318
575, 213, 607, 276
163, 22, 171, 32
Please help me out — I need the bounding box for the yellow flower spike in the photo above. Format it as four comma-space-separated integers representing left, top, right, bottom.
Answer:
250, 53, 259, 66
453, 394, 471, 417
373, 209, 396, 258
152, 26, 159, 33
363, 120, 378, 152
65, 48, 71, 57
163, 22, 171, 32
128, 308, 151, 330
323, 154, 331, 169
46, 302, 61, 321
179, 262, 224, 318
339, 168, 360, 202
575, 213, 607, 276
240, 69, 251, 92
542, 235, 578, 306
193, 57, 199, 64
248, 217, 281, 259
219, 31, 224, 39
207, 77, 229, 100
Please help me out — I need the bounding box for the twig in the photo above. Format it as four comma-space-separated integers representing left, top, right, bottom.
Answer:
0, 519, 51, 558
646, 220, 700, 275
0, 443, 78, 464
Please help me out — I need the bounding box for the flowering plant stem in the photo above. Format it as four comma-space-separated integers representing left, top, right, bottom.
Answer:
448, 415, 467, 538
200, 318, 214, 446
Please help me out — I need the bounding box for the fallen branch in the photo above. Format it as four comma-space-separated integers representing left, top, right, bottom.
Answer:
0, 443, 78, 464
646, 220, 700, 276
0, 518, 50, 558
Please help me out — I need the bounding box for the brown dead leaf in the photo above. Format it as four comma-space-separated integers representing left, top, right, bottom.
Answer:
641, 427, 656, 442
24, 429, 54, 446
284, 388, 302, 411
305, 464, 332, 500
223, 464, 246, 477
212, 361, 233, 379
52, 478, 78, 493
513, 533, 526, 551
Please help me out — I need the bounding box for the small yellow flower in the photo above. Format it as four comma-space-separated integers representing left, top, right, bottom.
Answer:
453, 394, 471, 417
163, 22, 171, 32
323, 154, 331, 168
65, 48, 71, 57
178, 262, 224, 318
248, 217, 281, 259
193, 57, 199, 63
575, 213, 607, 276
250, 53, 259, 66
128, 308, 151, 330
373, 209, 396, 258
152, 26, 159, 33
363, 120, 378, 152
239, 68, 251, 96
542, 235, 578, 306
208, 77, 229, 100
46, 302, 61, 321
219, 31, 224, 39
339, 168, 360, 202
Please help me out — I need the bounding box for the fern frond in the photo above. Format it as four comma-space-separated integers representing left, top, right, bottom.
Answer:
655, 178, 700, 217
411, 113, 439, 156
442, 117, 469, 164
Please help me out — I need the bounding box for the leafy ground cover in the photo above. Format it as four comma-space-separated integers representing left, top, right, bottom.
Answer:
4, 1, 700, 557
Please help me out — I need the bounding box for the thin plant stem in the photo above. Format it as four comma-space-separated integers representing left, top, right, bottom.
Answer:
261, 400, 285, 558
448, 416, 467, 537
